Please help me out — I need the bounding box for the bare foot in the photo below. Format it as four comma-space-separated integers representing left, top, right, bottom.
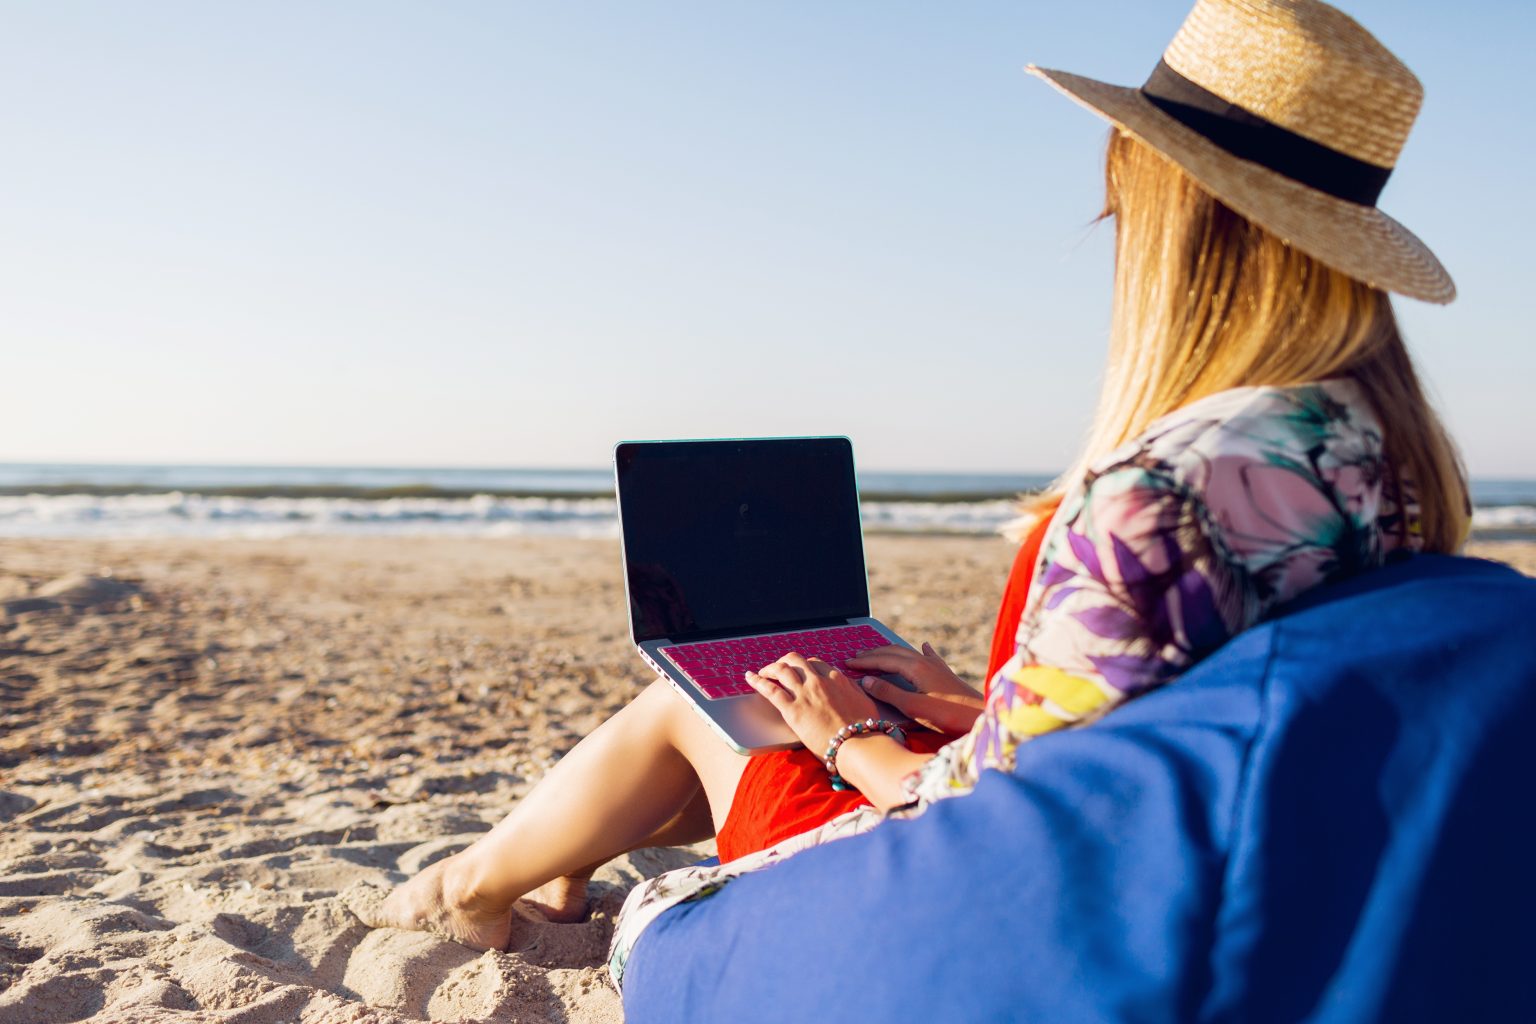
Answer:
369, 853, 515, 952
521, 875, 590, 924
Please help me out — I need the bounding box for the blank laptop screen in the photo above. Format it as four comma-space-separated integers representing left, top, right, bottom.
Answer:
616, 437, 870, 643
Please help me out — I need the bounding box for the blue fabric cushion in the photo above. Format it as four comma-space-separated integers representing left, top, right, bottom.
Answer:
621, 555, 1536, 1023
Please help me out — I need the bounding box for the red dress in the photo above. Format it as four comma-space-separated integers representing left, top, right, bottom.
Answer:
714, 514, 1054, 862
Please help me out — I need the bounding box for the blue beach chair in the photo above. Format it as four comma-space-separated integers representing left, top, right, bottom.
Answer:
621, 555, 1536, 1023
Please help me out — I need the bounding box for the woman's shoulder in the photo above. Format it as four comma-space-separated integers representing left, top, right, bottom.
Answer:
1071, 379, 1402, 596
1088, 379, 1385, 502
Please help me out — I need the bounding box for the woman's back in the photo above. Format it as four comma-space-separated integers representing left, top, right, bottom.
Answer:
920, 378, 1422, 800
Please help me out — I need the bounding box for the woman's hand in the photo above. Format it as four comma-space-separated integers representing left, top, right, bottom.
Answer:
746, 652, 882, 756
845, 643, 985, 735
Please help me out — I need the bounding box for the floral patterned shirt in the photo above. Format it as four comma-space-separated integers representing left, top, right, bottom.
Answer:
908, 378, 1420, 802
610, 377, 1421, 987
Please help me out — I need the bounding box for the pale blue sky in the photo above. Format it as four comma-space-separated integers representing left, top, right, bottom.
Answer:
3, 1, 1532, 475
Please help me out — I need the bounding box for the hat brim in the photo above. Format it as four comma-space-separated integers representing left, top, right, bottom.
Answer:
1029, 66, 1455, 304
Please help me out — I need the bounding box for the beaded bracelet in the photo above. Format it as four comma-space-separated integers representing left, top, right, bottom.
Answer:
822, 718, 905, 791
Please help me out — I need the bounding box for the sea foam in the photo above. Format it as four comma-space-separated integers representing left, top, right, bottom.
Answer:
0, 492, 621, 539
0, 492, 1530, 540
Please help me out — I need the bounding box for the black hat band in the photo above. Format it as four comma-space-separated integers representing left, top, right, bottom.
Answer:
1140, 59, 1392, 207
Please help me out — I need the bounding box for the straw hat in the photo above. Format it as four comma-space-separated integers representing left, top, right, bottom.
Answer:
1031, 0, 1454, 303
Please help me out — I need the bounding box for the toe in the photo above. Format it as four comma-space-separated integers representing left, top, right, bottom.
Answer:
340, 881, 395, 929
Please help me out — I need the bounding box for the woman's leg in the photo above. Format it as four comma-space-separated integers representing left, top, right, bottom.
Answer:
369, 679, 748, 949
523, 784, 716, 922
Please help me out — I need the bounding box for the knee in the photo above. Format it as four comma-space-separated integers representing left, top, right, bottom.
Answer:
633, 677, 692, 724
636, 676, 707, 739
638, 676, 680, 706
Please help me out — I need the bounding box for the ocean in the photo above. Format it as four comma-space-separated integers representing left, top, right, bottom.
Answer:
0, 463, 1532, 540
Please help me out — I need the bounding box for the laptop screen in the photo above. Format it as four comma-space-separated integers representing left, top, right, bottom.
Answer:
615, 437, 870, 643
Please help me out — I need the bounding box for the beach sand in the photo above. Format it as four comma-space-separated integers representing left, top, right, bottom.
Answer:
0, 534, 1013, 1023
2, 535, 1532, 1023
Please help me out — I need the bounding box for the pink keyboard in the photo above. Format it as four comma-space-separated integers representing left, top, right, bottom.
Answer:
659, 624, 891, 701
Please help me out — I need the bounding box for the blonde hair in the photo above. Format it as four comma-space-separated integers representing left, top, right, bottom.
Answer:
1015, 130, 1469, 552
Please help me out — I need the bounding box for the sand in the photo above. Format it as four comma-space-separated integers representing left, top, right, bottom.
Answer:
2, 535, 1532, 1023
0, 534, 1015, 1023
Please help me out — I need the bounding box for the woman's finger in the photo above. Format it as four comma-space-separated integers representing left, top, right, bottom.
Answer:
755, 661, 805, 691
844, 651, 921, 675
745, 670, 790, 704
858, 674, 925, 711
802, 656, 837, 679
777, 651, 824, 677
756, 655, 799, 680
848, 644, 918, 662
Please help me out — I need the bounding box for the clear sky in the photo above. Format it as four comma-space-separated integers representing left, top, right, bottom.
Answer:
3, 1, 1532, 476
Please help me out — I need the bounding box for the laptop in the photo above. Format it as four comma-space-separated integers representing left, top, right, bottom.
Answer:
614, 436, 917, 754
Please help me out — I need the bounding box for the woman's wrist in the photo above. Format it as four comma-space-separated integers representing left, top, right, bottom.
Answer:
821, 717, 904, 790
834, 732, 931, 811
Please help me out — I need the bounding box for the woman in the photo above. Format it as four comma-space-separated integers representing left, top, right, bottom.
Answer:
366, 0, 1467, 979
